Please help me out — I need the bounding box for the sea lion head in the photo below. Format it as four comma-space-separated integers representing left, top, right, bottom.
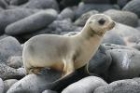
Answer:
87, 14, 115, 35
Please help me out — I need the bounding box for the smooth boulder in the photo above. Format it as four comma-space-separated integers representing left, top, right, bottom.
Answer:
62, 76, 108, 93
5, 9, 57, 35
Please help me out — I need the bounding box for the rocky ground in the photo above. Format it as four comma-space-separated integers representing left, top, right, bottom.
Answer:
0, 0, 140, 93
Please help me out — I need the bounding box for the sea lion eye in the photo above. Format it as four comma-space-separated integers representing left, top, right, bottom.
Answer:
98, 18, 105, 25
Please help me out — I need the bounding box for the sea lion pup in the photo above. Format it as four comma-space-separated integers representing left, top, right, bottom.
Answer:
22, 14, 115, 78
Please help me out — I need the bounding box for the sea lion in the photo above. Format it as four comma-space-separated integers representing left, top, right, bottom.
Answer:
22, 14, 115, 78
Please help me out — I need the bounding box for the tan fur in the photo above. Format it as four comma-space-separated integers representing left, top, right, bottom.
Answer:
22, 14, 115, 78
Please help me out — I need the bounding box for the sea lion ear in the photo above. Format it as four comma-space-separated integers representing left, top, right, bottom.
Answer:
98, 18, 105, 25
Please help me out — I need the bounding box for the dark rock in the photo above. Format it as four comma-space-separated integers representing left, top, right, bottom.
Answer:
0, 0, 8, 9
0, 78, 4, 93
87, 45, 112, 77
0, 8, 39, 34
0, 36, 22, 63
4, 79, 18, 93
103, 31, 126, 45
123, 0, 140, 17
94, 78, 140, 93
42, 90, 57, 93
57, 7, 74, 20
9, 0, 28, 5
75, 2, 120, 18
74, 10, 99, 26
5, 9, 57, 35
0, 64, 25, 80
7, 56, 23, 69
22, 0, 59, 11
104, 9, 139, 27
107, 49, 140, 82
83, 0, 110, 4
60, 0, 81, 8
62, 76, 108, 93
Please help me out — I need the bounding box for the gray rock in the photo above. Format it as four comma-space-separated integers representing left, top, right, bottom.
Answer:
0, 36, 22, 63
75, 2, 120, 18
0, 64, 25, 80
123, 0, 140, 17
48, 19, 78, 33
7, 69, 62, 93
117, 0, 128, 8
109, 23, 140, 46
103, 44, 135, 51
107, 49, 140, 82
4, 79, 18, 93
0, 8, 39, 34
103, 31, 126, 45
87, 45, 112, 77
57, 8, 74, 20
22, 0, 59, 11
5, 9, 57, 35
74, 10, 99, 26
0, 78, 4, 93
7, 56, 23, 69
62, 76, 108, 93
104, 9, 139, 27
94, 78, 140, 93
0, 35, 9, 40
42, 90, 57, 93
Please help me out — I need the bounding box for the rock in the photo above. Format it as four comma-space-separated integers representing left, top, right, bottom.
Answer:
22, 0, 59, 11
9, 0, 28, 5
0, 36, 22, 63
0, 8, 39, 34
19, 27, 54, 40
5, 9, 57, 35
0, 64, 25, 80
74, 10, 99, 26
57, 8, 74, 20
83, 0, 110, 4
94, 78, 140, 93
103, 31, 126, 45
104, 9, 139, 27
123, 0, 140, 17
0, 78, 4, 93
60, 0, 81, 8
75, 2, 120, 18
107, 49, 140, 82
103, 44, 134, 50
110, 23, 140, 46
48, 19, 78, 33
117, 0, 128, 8
4, 79, 18, 93
42, 90, 57, 93
0, 0, 8, 9
62, 76, 107, 93
7, 66, 88, 93
0, 34, 9, 40
7, 56, 23, 69
87, 45, 112, 77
